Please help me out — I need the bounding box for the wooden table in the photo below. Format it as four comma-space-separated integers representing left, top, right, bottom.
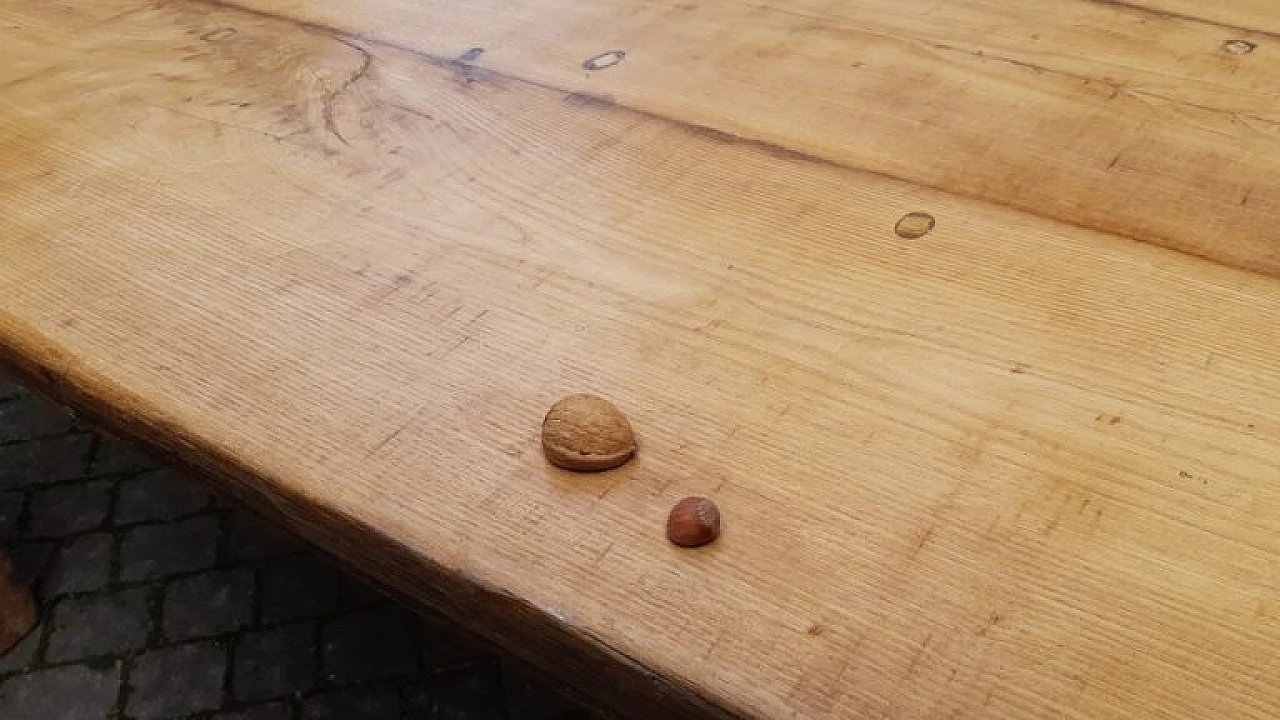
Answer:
2, 1, 1279, 717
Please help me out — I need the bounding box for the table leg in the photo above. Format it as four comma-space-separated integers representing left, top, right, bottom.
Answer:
0, 551, 36, 656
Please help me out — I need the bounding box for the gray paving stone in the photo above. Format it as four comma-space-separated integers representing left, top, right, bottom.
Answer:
260, 553, 337, 624
303, 687, 401, 719
127, 641, 227, 719
227, 511, 301, 561
0, 433, 93, 489
0, 393, 77, 443
322, 605, 419, 684
213, 702, 294, 720
0, 623, 42, 676
0, 375, 25, 402
504, 667, 576, 720
233, 623, 317, 703
8, 540, 55, 587
120, 514, 219, 581
420, 615, 492, 672
46, 587, 151, 662
406, 662, 507, 720
91, 434, 161, 475
115, 467, 211, 525
164, 569, 254, 641
0, 661, 121, 720
46, 531, 113, 596
0, 490, 21, 540
26, 480, 111, 537
340, 575, 387, 609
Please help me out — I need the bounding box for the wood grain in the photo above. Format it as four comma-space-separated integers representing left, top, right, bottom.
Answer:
217, 0, 1280, 275
1, 1, 1279, 718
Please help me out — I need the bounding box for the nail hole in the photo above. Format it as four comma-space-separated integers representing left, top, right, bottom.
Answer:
895, 212, 935, 239
457, 47, 484, 63
1223, 39, 1256, 55
584, 50, 626, 71
199, 27, 237, 42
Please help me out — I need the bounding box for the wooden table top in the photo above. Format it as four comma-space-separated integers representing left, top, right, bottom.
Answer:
2, 1, 1279, 717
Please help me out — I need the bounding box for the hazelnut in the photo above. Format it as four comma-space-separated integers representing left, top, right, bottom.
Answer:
667, 496, 721, 548
541, 394, 635, 471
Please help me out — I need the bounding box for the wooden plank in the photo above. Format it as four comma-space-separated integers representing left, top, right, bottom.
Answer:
1114, 0, 1280, 35
1, 1, 1280, 719
216, 0, 1280, 275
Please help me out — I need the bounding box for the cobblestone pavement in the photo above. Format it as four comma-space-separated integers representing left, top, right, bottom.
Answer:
0, 374, 602, 720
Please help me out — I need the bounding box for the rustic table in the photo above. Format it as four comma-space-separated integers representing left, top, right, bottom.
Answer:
1, 1, 1278, 717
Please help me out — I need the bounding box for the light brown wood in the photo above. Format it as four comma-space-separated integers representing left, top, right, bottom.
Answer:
0, 552, 36, 656
1120, 0, 1280, 34
1, 1, 1279, 718
222, 0, 1280, 275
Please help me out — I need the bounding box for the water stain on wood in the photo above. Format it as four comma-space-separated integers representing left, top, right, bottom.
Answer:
895, 212, 935, 239
1223, 40, 1256, 55
584, 50, 626, 71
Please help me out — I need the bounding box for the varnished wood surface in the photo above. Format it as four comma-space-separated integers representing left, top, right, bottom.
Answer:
1, 1, 1279, 718
224, 0, 1280, 275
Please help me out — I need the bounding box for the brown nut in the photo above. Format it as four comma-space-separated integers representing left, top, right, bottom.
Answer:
541, 394, 636, 471
666, 496, 721, 548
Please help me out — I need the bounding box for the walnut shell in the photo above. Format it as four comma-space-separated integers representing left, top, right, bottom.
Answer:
667, 496, 721, 548
541, 394, 636, 471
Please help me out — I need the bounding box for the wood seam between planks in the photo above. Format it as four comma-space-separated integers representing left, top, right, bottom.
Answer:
1080, 0, 1280, 42
186, 0, 1268, 279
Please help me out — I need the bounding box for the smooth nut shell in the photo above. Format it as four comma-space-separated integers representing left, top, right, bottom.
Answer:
542, 394, 636, 471
667, 497, 721, 548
